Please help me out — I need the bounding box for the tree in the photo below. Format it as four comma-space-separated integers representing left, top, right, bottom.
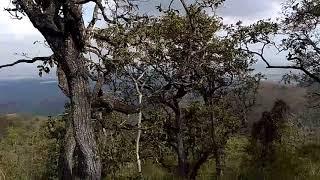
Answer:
251, 100, 291, 167
94, 1, 259, 179
0, 0, 141, 179
188, 19, 261, 178
234, 0, 320, 84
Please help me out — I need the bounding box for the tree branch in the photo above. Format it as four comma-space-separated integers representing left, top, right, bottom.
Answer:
95, 0, 117, 24
179, 0, 194, 30
0, 56, 53, 69
57, 64, 70, 97
86, 3, 99, 41
190, 149, 212, 179
241, 45, 320, 83
266, 65, 320, 83
92, 74, 105, 100
92, 95, 140, 115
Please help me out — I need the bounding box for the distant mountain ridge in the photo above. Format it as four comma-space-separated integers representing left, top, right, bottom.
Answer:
0, 78, 67, 115
0, 77, 306, 116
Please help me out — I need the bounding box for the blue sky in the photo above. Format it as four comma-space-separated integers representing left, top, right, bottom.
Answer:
0, 0, 289, 80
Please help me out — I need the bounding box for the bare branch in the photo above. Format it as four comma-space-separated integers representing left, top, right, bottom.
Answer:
92, 74, 105, 100
179, 0, 195, 30
86, 3, 100, 41
0, 56, 53, 69
267, 65, 320, 83
95, 0, 117, 24
93, 96, 140, 115
241, 46, 320, 83
168, 0, 175, 10
57, 64, 70, 97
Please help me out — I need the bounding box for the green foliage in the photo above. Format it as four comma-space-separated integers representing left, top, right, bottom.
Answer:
235, 0, 320, 84
2, 1, 320, 179
0, 116, 58, 180
241, 108, 320, 180
98, 113, 136, 178
0, 113, 320, 179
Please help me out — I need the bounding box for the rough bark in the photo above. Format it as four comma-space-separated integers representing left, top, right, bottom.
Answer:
7, 1, 103, 179
214, 148, 224, 180
56, 33, 102, 179
70, 77, 101, 179
174, 107, 188, 179
59, 120, 76, 180
65, 36, 101, 179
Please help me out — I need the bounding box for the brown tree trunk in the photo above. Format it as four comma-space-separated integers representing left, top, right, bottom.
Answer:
174, 107, 188, 179
61, 36, 101, 179
10, 1, 102, 178
214, 148, 224, 180
70, 74, 101, 179
177, 132, 188, 179
59, 120, 76, 180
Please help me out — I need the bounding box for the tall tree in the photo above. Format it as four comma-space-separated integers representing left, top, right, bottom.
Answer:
0, 0, 140, 179
94, 1, 259, 179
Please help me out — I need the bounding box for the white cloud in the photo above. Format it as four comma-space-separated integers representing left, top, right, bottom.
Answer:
0, 0, 43, 40
0, 0, 50, 79
220, 0, 283, 25
0, 0, 286, 80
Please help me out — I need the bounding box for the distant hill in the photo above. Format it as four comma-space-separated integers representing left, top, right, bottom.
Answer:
248, 81, 307, 124
0, 79, 67, 115
0, 79, 308, 117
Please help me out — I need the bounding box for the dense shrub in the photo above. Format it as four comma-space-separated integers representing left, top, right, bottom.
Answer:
0, 112, 320, 179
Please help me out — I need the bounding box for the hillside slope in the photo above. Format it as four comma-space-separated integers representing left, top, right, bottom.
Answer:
248, 81, 307, 124
0, 79, 308, 116
0, 79, 66, 115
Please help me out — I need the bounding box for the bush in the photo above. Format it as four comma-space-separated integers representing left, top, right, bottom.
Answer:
0, 116, 58, 180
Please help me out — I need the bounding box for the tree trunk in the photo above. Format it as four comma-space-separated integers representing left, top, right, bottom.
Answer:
136, 93, 143, 177
70, 75, 101, 179
189, 150, 211, 180
214, 148, 224, 180
174, 108, 188, 179
59, 119, 76, 180
12, 1, 102, 178
206, 99, 224, 180
64, 36, 101, 179
177, 132, 188, 179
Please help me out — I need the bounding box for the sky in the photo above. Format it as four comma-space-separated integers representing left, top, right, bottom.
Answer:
0, 0, 288, 80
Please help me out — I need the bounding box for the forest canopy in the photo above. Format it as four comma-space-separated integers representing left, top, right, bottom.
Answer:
0, 0, 320, 179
